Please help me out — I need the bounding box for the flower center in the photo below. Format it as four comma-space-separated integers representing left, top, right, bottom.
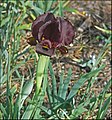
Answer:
42, 45, 49, 50
42, 36, 45, 40
40, 39, 52, 50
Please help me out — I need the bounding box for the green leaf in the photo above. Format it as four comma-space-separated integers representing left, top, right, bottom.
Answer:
14, 47, 30, 60
1, 16, 10, 27
36, 55, 49, 95
94, 25, 112, 34
0, 103, 7, 118
61, 68, 72, 100
38, 1, 45, 11
70, 106, 87, 118
99, 79, 111, 99
46, 0, 54, 11
64, 7, 78, 13
1, 61, 25, 84
33, 58, 49, 119
0, 110, 3, 119
10, 85, 17, 95
49, 62, 57, 104
58, 1, 63, 16
21, 104, 35, 119
97, 79, 111, 119
67, 65, 105, 99
16, 23, 31, 31
25, 1, 44, 15
13, 77, 24, 119
20, 79, 34, 119
58, 70, 64, 97
47, 84, 53, 107
22, 56, 49, 119
97, 97, 111, 119
40, 106, 51, 115
21, 80, 33, 103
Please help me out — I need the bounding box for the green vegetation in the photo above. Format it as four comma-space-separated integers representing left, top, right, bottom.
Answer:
0, 1, 111, 119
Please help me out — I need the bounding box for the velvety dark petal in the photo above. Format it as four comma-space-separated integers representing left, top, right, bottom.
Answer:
32, 12, 55, 40
38, 21, 60, 44
44, 12, 55, 22
36, 44, 54, 56
32, 21, 44, 40
57, 18, 75, 45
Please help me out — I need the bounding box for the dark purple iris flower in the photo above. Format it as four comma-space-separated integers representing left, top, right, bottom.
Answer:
29, 12, 75, 56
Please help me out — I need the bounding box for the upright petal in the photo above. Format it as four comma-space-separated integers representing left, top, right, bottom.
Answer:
57, 18, 75, 45
38, 21, 60, 44
32, 12, 55, 40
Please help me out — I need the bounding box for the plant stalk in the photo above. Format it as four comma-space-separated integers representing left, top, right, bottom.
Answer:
36, 55, 50, 95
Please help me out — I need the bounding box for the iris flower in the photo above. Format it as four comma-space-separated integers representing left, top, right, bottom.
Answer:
27, 12, 75, 95
28, 12, 75, 56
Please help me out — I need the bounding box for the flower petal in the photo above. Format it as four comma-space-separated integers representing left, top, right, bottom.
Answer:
36, 44, 54, 56
38, 21, 60, 44
44, 12, 55, 22
57, 18, 75, 45
32, 12, 55, 40
32, 21, 44, 40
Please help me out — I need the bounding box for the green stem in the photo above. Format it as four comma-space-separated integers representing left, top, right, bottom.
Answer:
36, 55, 50, 95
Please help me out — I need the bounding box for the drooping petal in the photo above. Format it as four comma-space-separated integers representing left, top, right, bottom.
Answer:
57, 18, 75, 45
36, 44, 54, 56
32, 12, 55, 40
38, 21, 60, 44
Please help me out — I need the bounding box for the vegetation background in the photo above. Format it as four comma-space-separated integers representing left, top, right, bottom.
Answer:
0, 0, 111, 119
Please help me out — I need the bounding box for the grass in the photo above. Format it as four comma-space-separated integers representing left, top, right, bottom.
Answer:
0, 1, 111, 119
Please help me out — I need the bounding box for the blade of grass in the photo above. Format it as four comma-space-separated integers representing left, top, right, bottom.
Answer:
0, 103, 7, 118
40, 105, 52, 116
58, 0, 63, 16
97, 79, 111, 119
94, 25, 112, 34
58, 70, 64, 97
83, 36, 111, 101
47, 83, 53, 108
97, 97, 111, 119
38, 0, 45, 11
21, 80, 34, 107
49, 62, 57, 105
21, 104, 35, 119
70, 106, 88, 118
61, 68, 72, 100
67, 65, 105, 100
46, 0, 54, 11
1, 61, 25, 84
13, 77, 24, 119
25, 1, 44, 15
